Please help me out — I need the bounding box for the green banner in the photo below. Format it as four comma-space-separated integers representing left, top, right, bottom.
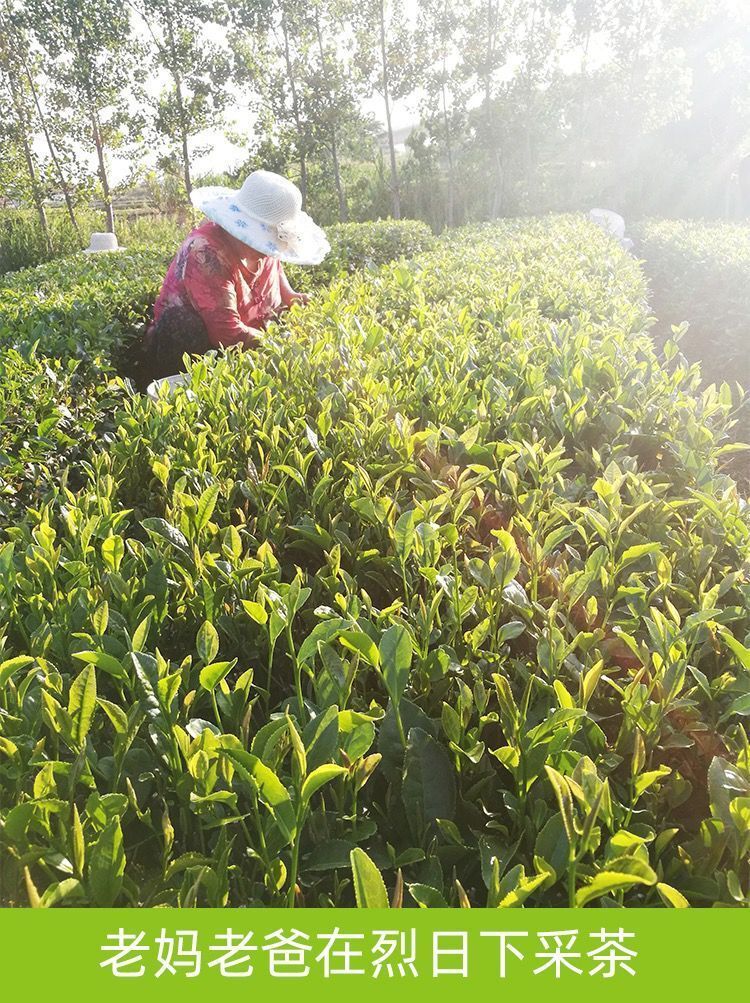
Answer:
0, 908, 747, 1000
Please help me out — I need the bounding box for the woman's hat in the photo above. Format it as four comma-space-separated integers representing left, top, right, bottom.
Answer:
190, 170, 330, 266
589, 208, 626, 240
83, 232, 124, 253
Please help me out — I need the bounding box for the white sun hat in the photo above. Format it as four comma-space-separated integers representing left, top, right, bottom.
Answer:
589, 208, 626, 240
190, 170, 330, 266
83, 232, 124, 253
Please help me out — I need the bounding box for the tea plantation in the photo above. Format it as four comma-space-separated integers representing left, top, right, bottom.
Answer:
0, 216, 748, 908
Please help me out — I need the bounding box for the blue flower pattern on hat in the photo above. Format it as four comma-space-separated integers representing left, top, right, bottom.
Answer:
229, 204, 241, 213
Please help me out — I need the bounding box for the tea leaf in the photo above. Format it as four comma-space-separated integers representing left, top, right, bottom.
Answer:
87, 820, 125, 906
73, 650, 126, 682
0, 655, 35, 688
403, 727, 456, 836
350, 847, 389, 908
196, 483, 220, 532
575, 868, 654, 907
199, 660, 236, 693
339, 630, 379, 667
379, 624, 412, 709
67, 664, 97, 748
197, 621, 220, 664
300, 764, 348, 805
221, 748, 296, 843
656, 882, 690, 908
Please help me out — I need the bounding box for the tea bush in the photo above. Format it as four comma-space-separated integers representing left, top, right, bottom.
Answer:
634, 219, 750, 390
0, 251, 174, 523
0, 248, 172, 362
0, 349, 127, 527
309, 218, 433, 277
0, 219, 435, 364
0, 209, 434, 279
0, 215, 748, 909
258, 219, 434, 294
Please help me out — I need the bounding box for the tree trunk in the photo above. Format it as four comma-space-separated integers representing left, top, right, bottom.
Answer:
491, 148, 504, 216
521, 1, 540, 209
483, 0, 496, 219
314, 8, 347, 221
91, 109, 115, 233
379, 0, 400, 219
574, 30, 592, 194
330, 128, 348, 222
438, 0, 455, 228
21, 55, 81, 240
281, 8, 307, 207
6, 71, 51, 253
0, 8, 51, 250
72, 22, 115, 233
165, 5, 192, 196
440, 78, 455, 228
24, 150, 50, 253
19, 125, 51, 253
180, 125, 192, 198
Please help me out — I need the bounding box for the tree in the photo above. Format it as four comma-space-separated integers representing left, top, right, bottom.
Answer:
418, 0, 466, 227
662, 0, 750, 215
26, 0, 138, 233
276, 0, 313, 207
232, 0, 377, 224
0, 5, 51, 251
20, 58, 83, 240
4, 0, 83, 239
232, 0, 310, 204
302, 0, 370, 222
354, 0, 419, 218
130, 0, 234, 197
511, 0, 567, 210
460, 0, 522, 217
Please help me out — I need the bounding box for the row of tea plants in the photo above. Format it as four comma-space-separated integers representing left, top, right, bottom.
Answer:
0, 215, 748, 908
634, 219, 750, 392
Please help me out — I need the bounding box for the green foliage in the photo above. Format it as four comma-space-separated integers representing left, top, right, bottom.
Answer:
0, 247, 173, 365
0, 214, 748, 909
634, 219, 750, 392
289, 219, 435, 289
0, 349, 123, 525
0, 218, 433, 368
0, 209, 187, 274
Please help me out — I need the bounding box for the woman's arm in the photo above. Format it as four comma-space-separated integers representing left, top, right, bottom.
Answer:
279, 265, 310, 307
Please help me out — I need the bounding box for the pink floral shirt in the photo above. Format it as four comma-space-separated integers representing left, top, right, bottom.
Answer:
152, 220, 285, 347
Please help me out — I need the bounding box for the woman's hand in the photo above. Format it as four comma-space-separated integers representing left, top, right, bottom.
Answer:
278, 262, 306, 304
244, 327, 265, 349
279, 265, 310, 308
